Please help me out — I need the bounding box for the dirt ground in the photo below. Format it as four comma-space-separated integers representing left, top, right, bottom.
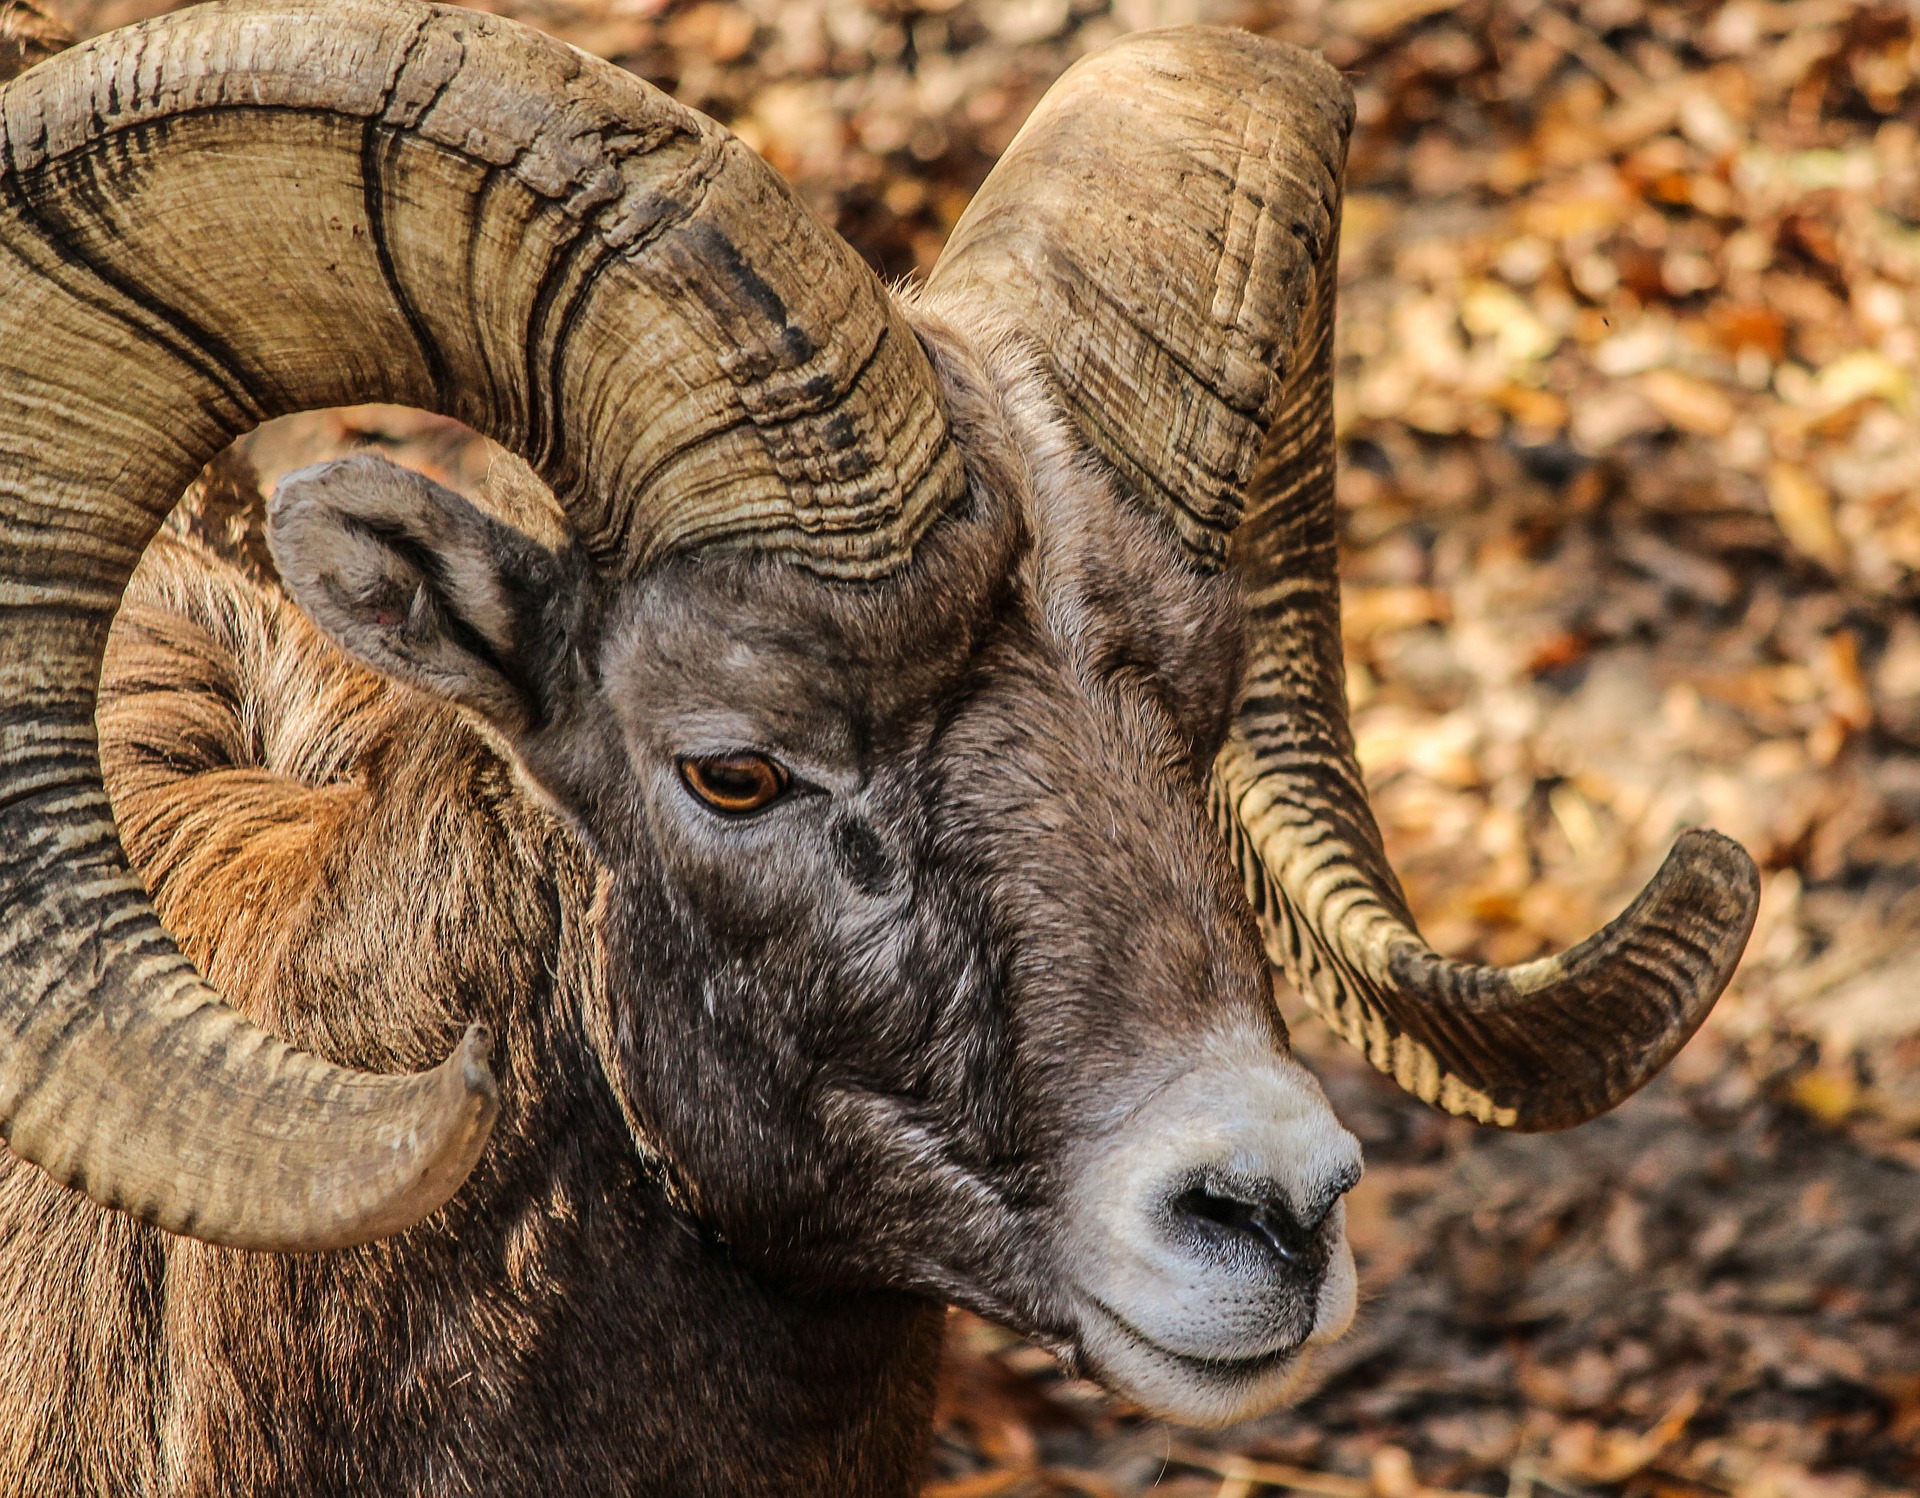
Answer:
41, 0, 1920, 1493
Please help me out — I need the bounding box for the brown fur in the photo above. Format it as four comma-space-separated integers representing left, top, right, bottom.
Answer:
0, 0, 70, 84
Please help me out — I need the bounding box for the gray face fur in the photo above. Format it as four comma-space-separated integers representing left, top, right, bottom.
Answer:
267, 317, 1362, 1425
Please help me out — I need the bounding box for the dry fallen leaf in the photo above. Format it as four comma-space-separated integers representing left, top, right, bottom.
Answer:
1766, 462, 1846, 567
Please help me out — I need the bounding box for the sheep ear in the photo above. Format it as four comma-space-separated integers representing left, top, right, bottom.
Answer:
269, 452, 580, 736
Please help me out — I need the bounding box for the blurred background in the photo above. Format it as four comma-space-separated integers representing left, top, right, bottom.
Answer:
42, 0, 1920, 1493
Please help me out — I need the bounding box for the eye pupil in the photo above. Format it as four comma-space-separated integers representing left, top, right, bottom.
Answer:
705, 765, 759, 798
677, 753, 788, 815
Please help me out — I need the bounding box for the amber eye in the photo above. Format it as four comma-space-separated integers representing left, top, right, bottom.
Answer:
676, 752, 790, 816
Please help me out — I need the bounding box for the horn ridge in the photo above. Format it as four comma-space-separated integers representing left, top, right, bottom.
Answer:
1206, 84, 1759, 1128
926, 27, 1352, 568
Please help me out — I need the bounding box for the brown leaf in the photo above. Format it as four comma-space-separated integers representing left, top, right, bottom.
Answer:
1639, 369, 1737, 436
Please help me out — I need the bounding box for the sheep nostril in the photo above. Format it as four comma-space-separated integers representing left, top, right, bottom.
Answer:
1171, 1183, 1313, 1266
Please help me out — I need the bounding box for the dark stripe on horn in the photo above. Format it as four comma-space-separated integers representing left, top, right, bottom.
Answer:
0, 143, 263, 429
364, 123, 454, 411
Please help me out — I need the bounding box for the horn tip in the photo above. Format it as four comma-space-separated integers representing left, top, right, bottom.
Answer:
1658, 825, 1763, 961
1669, 825, 1762, 893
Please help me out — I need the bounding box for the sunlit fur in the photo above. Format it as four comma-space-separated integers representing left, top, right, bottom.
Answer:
0, 305, 1360, 1495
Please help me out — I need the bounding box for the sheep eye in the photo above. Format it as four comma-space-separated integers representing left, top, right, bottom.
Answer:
677, 752, 790, 816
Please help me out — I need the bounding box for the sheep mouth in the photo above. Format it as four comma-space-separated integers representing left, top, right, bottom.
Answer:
1079, 1292, 1309, 1383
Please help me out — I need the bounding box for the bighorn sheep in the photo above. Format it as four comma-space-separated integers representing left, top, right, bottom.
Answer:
0, 2, 1760, 1493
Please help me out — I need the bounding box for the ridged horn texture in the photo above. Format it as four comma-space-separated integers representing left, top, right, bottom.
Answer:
0, 0, 964, 1250
931, 27, 1761, 1131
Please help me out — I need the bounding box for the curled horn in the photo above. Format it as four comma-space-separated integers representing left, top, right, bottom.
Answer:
0, 0, 965, 1249
927, 27, 1759, 1131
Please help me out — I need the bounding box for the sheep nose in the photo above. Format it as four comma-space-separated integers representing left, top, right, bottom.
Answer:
1172, 1180, 1310, 1265
1165, 1167, 1354, 1274
1065, 1039, 1364, 1387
